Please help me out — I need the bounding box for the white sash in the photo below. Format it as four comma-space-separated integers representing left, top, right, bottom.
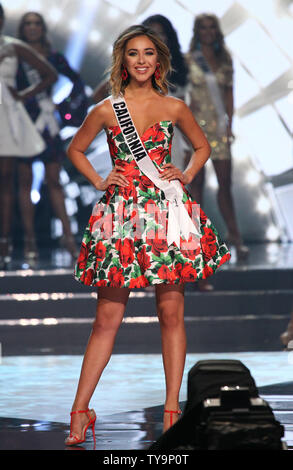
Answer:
21, 62, 60, 136
109, 95, 201, 247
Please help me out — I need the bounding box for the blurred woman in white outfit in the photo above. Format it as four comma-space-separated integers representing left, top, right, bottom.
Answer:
0, 4, 57, 269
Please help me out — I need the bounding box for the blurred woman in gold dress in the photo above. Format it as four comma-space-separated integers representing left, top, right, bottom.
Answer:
185, 13, 249, 262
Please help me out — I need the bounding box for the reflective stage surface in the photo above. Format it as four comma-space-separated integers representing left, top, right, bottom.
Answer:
0, 352, 292, 450
0, 241, 292, 450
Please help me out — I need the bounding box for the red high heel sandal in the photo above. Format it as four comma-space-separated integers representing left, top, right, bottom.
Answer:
164, 409, 182, 428
65, 408, 96, 446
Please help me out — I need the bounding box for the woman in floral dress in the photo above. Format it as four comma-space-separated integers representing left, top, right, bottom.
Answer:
64, 25, 231, 446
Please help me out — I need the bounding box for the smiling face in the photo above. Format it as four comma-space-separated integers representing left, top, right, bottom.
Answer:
123, 34, 158, 84
21, 13, 44, 43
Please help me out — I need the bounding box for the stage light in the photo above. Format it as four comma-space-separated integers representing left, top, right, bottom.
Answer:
149, 359, 285, 450
31, 160, 45, 204
79, 186, 98, 206
265, 243, 279, 255
266, 225, 280, 240
48, 7, 63, 23
65, 182, 80, 199
64, 198, 78, 216
107, 6, 121, 20
51, 218, 63, 239
70, 217, 79, 235
43, 318, 58, 325
69, 19, 79, 32
245, 169, 261, 186
53, 81, 73, 104
206, 172, 218, 189
256, 196, 271, 214
31, 189, 40, 205
59, 169, 70, 185
89, 30, 101, 43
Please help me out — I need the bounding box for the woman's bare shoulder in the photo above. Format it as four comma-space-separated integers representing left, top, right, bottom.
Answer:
164, 95, 185, 107
88, 97, 114, 124
161, 95, 189, 120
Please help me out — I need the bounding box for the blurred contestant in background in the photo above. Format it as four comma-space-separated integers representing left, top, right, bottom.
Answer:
185, 13, 249, 262
142, 15, 190, 173
16, 11, 87, 263
0, 4, 57, 269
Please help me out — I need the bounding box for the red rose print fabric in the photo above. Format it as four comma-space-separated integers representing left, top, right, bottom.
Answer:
74, 120, 231, 288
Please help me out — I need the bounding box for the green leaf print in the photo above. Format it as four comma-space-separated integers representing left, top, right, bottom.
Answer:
144, 141, 156, 150
83, 230, 91, 245
151, 253, 172, 265
161, 254, 173, 265
182, 192, 188, 203
119, 143, 129, 154
131, 264, 141, 278
116, 134, 124, 143
145, 220, 157, 232
111, 257, 121, 268
138, 189, 152, 198
175, 253, 186, 264
102, 253, 113, 270
219, 245, 227, 255
194, 257, 201, 268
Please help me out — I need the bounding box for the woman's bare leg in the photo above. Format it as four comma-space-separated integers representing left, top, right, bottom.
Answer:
0, 157, 15, 239
68, 286, 131, 438
212, 158, 242, 242
187, 165, 205, 207
45, 161, 78, 256
155, 283, 186, 432
17, 160, 35, 239
0, 157, 15, 262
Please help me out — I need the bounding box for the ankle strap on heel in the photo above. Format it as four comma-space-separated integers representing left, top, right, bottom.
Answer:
164, 409, 182, 426
70, 409, 90, 416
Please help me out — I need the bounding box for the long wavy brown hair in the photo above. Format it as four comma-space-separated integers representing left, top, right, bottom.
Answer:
189, 13, 232, 65
109, 25, 172, 97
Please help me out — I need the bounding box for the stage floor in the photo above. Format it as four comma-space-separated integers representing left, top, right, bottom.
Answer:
0, 351, 292, 450
1, 241, 292, 450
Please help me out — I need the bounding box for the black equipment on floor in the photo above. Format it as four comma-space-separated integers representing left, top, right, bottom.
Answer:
149, 359, 285, 450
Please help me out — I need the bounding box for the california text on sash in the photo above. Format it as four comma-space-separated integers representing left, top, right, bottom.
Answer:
113, 101, 147, 162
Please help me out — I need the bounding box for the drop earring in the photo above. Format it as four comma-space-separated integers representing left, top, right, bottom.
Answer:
155, 63, 161, 80
121, 65, 128, 81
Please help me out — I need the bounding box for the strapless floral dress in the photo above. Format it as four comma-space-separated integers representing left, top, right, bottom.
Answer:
74, 120, 231, 288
